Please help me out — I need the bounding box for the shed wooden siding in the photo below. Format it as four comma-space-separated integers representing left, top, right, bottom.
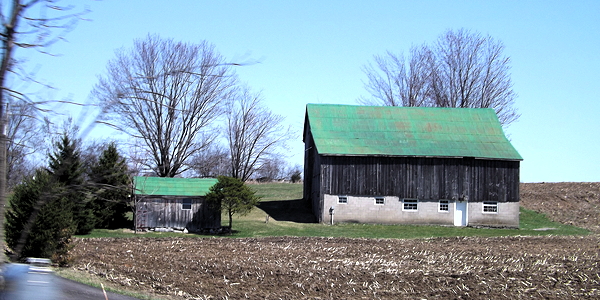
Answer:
136, 196, 220, 230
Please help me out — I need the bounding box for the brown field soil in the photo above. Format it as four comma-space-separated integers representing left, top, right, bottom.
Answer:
520, 182, 600, 233
72, 235, 599, 299
68, 182, 600, 299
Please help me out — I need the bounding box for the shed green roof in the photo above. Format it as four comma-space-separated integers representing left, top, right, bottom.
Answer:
305, 104, 522, 161
133, 176, 218, 196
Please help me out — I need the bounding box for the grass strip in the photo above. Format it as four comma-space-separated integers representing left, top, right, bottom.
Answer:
55, 268, 170, 300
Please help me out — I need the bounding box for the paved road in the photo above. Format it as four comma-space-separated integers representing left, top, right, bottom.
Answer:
0, 263, 142, 300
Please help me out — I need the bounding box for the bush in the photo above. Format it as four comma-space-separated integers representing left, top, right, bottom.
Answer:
290, 171, 302, 183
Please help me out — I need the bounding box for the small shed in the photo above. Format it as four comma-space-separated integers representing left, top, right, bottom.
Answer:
303, 104, 523, 228
134, 176, 220, 231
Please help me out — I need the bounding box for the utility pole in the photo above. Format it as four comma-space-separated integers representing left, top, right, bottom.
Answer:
0, 1, 23, 265
0, 109, 6, 263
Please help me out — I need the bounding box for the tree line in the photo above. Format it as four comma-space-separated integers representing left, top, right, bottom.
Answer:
6, 135, 130, 264
5, 132, 262, 261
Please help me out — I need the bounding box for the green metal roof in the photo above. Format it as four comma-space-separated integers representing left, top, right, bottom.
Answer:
133, 176, 218, 196
305, 104, 522, 161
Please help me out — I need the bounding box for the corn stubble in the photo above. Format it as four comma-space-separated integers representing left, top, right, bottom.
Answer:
71, 235, 599, 299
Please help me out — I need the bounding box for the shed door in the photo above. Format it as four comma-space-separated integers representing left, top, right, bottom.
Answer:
454, 201, 467, 226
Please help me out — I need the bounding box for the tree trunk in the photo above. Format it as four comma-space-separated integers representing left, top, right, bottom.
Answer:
228, 210, 233, 233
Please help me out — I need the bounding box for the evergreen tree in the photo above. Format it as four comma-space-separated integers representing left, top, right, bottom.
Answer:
5, 169, 75, 263
48, 134, 84, 186
205, 176, 260, 231
89, 142, 132, 229
47, 134, 95, 235
5, 169, 49, 253
26, 190, 75, 265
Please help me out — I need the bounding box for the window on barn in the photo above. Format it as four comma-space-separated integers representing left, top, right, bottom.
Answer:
483, 201, 498, 213
338, 196, 348, 204
439, 200, 449, 212
375, 197, 385, 205
402, 199, 418, 211
182, 198, 192, 210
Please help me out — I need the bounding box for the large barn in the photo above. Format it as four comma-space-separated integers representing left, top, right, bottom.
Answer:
303, 104, 522, 228
134, 176, 220, 232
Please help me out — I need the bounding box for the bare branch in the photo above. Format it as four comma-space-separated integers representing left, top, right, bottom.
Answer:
227, 86, 290, 182
361, 28, 519, 127
94, 34, 238, 177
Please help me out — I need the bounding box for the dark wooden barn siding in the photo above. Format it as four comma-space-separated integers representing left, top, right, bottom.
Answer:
319, 156, 519, 202
303, 127, 324, 219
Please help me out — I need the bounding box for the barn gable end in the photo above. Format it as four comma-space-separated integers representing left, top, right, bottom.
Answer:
303, 104, 522, 228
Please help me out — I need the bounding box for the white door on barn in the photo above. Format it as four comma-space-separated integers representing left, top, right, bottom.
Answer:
454, 201, 467, 226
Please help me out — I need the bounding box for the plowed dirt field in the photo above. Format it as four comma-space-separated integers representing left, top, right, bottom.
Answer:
520, 182, 600, 233
72, 235, 599, 299
69, 182, 600, 299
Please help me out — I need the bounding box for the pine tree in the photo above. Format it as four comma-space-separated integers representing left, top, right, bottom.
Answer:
48, 134, 84, 186
5, 169, 75, 263
26, 190, 75, 265
89, 142, 132, 229
47, 134, 95, 235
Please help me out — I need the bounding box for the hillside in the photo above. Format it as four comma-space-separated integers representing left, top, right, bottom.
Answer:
520, 182, 600, 233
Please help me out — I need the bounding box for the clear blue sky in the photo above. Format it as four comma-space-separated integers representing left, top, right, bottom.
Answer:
24, 0, 600, 182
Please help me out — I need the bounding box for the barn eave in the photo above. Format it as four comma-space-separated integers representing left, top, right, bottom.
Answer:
318, 153, 523, 162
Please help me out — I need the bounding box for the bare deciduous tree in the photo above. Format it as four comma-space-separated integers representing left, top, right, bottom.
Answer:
94, 35, 237, 177
190, 144, 230, 178
123, 138, 151, 177
287, 165, 303, 183
7, 99, 43, 187
431, 29, 518, 125
359, 46, 433, 107
361, 28, 519, 127
227, 86, 289, 182
254, 157, 286, 182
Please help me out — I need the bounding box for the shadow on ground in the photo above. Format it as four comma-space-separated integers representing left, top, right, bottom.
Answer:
258, 199, 316, 223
